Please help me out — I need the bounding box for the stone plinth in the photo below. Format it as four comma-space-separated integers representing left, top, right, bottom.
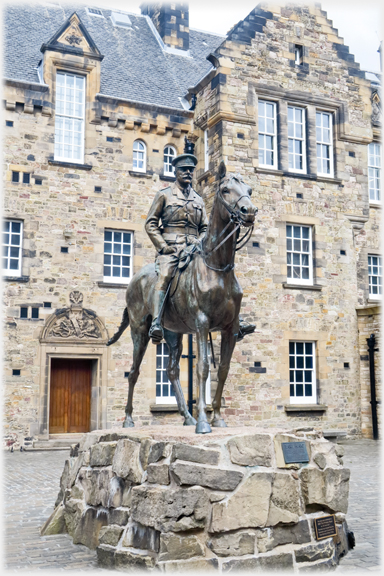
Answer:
42, 426, 353, 571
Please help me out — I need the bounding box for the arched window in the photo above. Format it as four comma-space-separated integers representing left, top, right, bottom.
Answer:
163, 145, 176, 176
133, 140, 146, 172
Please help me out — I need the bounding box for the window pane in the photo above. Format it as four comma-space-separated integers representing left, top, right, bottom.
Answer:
296, 342, 303, 354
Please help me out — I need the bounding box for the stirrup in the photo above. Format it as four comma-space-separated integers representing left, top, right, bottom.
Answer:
149, 322, 164, 344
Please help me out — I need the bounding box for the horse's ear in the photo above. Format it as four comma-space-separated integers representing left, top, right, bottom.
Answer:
218, 161, 226, 180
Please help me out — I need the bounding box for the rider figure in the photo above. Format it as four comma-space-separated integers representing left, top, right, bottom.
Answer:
145, 141, 207, 343
145, 139, 256, 344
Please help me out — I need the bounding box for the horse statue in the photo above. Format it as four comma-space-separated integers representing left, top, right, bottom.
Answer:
107, 162, 257, 434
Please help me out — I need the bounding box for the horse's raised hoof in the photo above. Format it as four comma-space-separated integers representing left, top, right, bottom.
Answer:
196, 421, 212, 434
122, 417, 134, 428
183, 414, 197, 426
212, 418, 227, 428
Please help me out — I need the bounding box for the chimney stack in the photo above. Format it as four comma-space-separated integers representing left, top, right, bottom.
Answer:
141, 2, 190, 51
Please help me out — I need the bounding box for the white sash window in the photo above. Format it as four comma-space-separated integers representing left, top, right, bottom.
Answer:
289, 341, 317, 404
54, 72, 85, 163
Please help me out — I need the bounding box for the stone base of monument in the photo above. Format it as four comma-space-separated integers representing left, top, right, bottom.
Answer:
41, 426, 353, 572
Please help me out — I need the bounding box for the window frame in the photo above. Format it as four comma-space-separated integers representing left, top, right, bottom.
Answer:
316, 110, 334, 177
288, 105, 307, 174
286, 224, 313, 286
368, 254, 382, 300
54, 71, 86, 164
163, 145, 176, 177
133, 139, 147, 173
289, 341, 317, 405
103, 228, 133, 284
258, 100, 278, 170
155, 342, 177, 405
3, 219, 23, 278
368, 142, 381, 204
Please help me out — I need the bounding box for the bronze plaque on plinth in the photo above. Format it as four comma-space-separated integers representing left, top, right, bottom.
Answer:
314, 515, 337, 540
281, 441, 309, 463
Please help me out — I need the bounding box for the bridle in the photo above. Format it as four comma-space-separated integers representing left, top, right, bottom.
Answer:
202, 176, 255, 273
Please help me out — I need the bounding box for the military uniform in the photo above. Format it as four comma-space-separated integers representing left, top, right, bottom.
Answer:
145, 182, 208, 291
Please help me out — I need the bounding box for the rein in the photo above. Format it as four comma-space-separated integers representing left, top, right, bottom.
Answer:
202, 187, 254, 273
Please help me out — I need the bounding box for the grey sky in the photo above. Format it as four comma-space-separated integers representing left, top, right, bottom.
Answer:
87, 0, 382, 73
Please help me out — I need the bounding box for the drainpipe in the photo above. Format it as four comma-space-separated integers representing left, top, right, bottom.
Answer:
367, 333, 379, 440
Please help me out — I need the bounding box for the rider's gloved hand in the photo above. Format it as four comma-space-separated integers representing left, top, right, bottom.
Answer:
160, 245, 177, 255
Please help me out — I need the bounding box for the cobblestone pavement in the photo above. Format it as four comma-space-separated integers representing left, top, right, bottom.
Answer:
335, 439, 382, 573
3, 439, 382, 573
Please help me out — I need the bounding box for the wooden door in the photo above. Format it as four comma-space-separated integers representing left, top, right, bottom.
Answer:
49, 358, 92, 433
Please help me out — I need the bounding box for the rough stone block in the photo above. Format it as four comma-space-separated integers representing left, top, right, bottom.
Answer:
99, 525, 123, 547
148, 441, 168, 464
172, 443, 220, 465
112, 438, 143, 483
271, 519, 311, 548
210, 472, 273, 533
295, 540, 335, 563
222, 552, 294, 571
78, 467, 120, 507
171, 462, 243, 491
299, 467, 350, 513
311, 439, 340, 468
227, 434, 273, 467
115, 549, 156, 570
72, 506, 108, 549
108, 507, 129, 526
96, 545, 115, 569
160, 558, 219, 572
90, 442, 117, 467
147, 463, 170, 484
131, 485, 209, 532
63, 498, 86, 539
123, 522, 160, 552
40, 503, 67, 536
267, 472, 302, 525
208, 531, 255, 557
159, 533, 205, 561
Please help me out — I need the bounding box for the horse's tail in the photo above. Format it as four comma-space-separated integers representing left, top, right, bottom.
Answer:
107, 307, 130, 346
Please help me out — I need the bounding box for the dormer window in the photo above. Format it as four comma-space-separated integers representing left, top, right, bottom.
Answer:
294, 45, 303, 66
54, 72, 85, 163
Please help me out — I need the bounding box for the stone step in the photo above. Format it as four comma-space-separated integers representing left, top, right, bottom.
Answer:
25, 434, 83, 451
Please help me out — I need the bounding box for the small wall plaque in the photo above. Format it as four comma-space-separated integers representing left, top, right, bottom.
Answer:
314, 515, 337, 540
281, 441, 309, 463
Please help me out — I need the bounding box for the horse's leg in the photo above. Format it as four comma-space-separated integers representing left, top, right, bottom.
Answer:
123, 327, 149, 428
164, 329, 196, 426
212, 328, 237, 427
195, 318, 212, 434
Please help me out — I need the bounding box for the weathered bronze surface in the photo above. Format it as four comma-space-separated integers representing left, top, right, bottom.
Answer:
281, 441, 310, 463
108, 146, 257, 434
314, 515, 337, 540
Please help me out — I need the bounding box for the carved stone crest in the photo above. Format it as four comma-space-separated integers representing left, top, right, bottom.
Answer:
41, 291, 108, 343
65, 34, 82, 46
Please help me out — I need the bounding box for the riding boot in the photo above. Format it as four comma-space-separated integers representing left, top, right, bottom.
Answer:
149, 290, 167, 344
238, 315, 256, 341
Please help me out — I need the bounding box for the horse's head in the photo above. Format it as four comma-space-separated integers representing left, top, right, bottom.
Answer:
218, 162, 257, 227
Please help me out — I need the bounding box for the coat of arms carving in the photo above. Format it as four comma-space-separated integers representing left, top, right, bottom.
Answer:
41, 291, 107, 342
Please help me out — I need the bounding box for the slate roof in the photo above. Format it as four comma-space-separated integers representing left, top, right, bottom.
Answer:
3, 2, 224, 110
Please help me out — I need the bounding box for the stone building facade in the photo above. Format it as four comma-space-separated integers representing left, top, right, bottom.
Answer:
3, 2, 381, 449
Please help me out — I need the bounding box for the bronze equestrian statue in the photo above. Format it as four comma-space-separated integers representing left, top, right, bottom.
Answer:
108, 142, 257, 434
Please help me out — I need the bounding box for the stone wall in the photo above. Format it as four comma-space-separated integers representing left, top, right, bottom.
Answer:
357, 306, 381, 438
42, 426, 352, 571
3, 2, 381, 448
190, 2, 381, 434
